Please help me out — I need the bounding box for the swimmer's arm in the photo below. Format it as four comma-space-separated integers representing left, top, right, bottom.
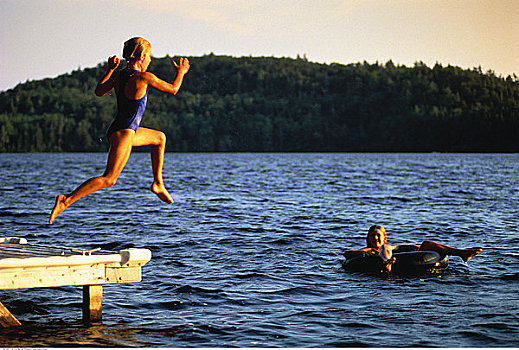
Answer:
95, 56, 120, 97
393, 244, 420, 253
145, 58, 190, 95
95, 71, 116, 96
343, 248, 377, 259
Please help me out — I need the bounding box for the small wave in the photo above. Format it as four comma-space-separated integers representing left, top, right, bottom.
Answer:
234, 272, 266, 279
326, 340, 370, 347
175, 285, 223, 294
499, 273, 519, 280
458, 330, 498, 343
389, 196, 413, 202
290, 215, 313, 221
2, 299, 49, 315
208, 197, 235, 202
324, 225, 349, 232
198, 324, 231, 335
163, 260, 188, 267
339, 322, 376, 329
237, 226, 266, 233
155, 300, 185, 310
472, 322, 514, 331
0, 211, 38, 218
451, 189, 474, 195
205, 207, 220, 212
268, 238, 290, 245
257, 286, 305, 294
137, 325, 186, 338
322, 218, 359, 224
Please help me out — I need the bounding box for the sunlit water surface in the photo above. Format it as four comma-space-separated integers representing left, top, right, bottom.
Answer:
0, 153, 518, 347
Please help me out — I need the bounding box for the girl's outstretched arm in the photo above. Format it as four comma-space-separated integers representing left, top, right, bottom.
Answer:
145, 57, 190, 95
95, 56, 120, 96
343, 247, 377, 259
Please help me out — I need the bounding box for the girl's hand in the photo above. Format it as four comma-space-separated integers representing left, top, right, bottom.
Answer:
108, 56, 120, 70
172, 57, 190, 75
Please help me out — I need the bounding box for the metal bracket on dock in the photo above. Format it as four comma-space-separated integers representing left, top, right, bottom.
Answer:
71, 248, 102, 256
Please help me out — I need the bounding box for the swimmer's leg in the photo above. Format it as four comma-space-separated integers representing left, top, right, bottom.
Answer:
460, 248, 483, 263
49, 130, 134, 224
419, 240, 482, 263
134, 127, 173, 204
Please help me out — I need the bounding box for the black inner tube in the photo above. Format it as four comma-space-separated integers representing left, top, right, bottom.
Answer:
342, 250, 449, 275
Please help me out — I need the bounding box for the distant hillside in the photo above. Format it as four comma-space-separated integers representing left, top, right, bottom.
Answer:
1, 54, 518, 152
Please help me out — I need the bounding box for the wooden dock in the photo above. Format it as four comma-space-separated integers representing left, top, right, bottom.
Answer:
0, 237, 151, 327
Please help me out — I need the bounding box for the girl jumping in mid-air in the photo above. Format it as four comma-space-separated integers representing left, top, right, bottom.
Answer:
50, 37, 190, 224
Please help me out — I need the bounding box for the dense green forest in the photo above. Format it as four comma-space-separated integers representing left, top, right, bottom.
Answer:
1, 54, 518, 152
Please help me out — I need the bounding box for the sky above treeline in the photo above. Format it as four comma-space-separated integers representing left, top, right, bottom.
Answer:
0, 0, 517, 91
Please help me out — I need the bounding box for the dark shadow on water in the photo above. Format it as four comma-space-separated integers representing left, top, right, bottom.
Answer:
0, 322, 155, 348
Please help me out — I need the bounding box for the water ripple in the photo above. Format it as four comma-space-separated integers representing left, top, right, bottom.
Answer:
0, 153, 518, 347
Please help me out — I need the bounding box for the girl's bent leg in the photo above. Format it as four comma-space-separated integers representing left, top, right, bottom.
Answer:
133, 127, 173, 204
49, 130, 135, 224
419, 240, 482, 263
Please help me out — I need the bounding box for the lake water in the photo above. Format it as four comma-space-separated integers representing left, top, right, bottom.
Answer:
0, 152, 518, 347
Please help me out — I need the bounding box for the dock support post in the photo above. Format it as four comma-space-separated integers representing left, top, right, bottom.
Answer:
0, 301, 21, 327
82, 285, 103, 323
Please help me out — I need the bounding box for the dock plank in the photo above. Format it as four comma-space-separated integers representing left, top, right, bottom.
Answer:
0, 264, 105, 289
0, 239, 151, 326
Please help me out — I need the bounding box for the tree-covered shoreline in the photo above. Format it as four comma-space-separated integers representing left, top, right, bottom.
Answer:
1, 55, 518, 153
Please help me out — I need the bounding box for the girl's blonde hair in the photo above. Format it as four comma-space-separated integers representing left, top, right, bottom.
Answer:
123, 37, 151, 62
366, 225, 386, 248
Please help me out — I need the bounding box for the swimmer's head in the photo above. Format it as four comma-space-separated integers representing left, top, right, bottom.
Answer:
367, 225, 387, 249
123, 37, 151, 63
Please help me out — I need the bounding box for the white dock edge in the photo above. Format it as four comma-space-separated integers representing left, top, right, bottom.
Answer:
0, 248, 151, 289
0, 239, 152, 326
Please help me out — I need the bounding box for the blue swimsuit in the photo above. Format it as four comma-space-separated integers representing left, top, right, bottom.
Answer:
107, 69, 148, 137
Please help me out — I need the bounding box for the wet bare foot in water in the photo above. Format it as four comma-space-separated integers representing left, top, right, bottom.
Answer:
150, 182, 174, 204
461, 248, 483, 263
49, 195, 68, 224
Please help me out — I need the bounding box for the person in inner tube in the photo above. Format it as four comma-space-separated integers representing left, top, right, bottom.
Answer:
343, 225, 482, 272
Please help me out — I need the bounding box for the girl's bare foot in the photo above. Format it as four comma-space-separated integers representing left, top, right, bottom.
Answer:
461, 248, 483, 263
49, 195, 68, 224
150, 182, 174, 204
